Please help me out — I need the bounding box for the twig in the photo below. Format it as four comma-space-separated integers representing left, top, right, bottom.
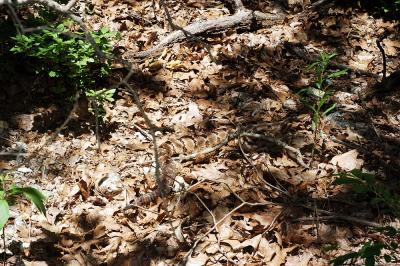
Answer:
299, 204, 383, 227
132, 123, 153, 141
159, 0, 217, 62
0, 152, 27, 157
233, 0, 244, 9
122, 81, 165, 197
309, 0, 336, 9
127, 8, 283, 59
292, 215, 382, 228
182, 200, 269, 263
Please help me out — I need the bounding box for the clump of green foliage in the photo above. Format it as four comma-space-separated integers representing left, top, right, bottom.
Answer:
331, 169, 400, 265
331, 227, 399, 266
0, 173, 46, 231
378, 0, 400, 13
10, 20, 118, 117
10, 20, 116, 94
334, 169, 400, 216
299, 52, 347, 133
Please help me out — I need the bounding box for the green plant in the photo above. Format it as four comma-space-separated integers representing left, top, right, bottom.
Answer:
334, 169, 400, 216
85, 88, 116, 117
379, 0, 400, 13
331, 227, 399, 266
0, 173, 46, 231
299, 52, 347, 133
10, 20, 117, 94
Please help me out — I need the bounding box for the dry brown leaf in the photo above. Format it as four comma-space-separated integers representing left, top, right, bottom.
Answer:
285, 252, 313, 266
270, 244, 298, 266
171, 101, 203, 127
330, 149, 363, 170
93, 224, 107, 239
258, 238, 278, 261
186, 253, 209, 266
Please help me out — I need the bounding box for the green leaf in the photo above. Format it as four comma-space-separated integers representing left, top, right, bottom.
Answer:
361, 173, 376, 184
48, 71, 58, 77
327, 69, 348, 79
365, 256, 375, 266
352, 183, 369, 193
322, 103, 337, 116
100, 27, 109, 34
10, 184, 21, 193
21, 187, 46, 216
350, 169, 364, 178
0, 200, 9, 230
333, 177, 362, 185
384, 254, 392, 262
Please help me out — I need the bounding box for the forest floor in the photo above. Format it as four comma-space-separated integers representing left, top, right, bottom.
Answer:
1, 0, 400, 265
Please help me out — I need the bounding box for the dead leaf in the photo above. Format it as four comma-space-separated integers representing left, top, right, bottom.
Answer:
186, 253, 208, 266
330, 149, 363, 170
170, 101, 203, 127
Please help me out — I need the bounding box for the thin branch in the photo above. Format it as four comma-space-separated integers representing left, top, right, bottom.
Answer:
292, 215, 382, 228
159, 0, 217, 62
122, 81, 165, 197
233, 0, 244, 10
299, 204, 383, 228
237, 132, 289, 196
127, 8, 284, 59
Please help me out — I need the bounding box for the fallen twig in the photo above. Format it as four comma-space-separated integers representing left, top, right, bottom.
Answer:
182, 197, 272, 263
126, 8, 284, 59
299, 204, 383, 227
292, 214, 382, 228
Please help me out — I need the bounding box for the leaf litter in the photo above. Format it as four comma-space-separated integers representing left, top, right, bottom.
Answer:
1, 0, 400, 265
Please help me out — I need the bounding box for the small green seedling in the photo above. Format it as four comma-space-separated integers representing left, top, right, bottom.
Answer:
298, 51, 347, 158
299, 51, 347, 132
298, 52, 347, 131
85, 88, 116, 118
0, 173, 46, 231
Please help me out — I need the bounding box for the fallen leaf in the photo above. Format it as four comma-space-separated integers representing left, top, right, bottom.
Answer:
186, 253, 208, 266
330, 149, 363, 170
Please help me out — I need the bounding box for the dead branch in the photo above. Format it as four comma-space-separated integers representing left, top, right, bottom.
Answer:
122, 81, 165, 197
126, 8, 284, 60
0, 0, 77, 12
237, 133, 290, 196
296, 204, 383, 228
291, 215, 382, 227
